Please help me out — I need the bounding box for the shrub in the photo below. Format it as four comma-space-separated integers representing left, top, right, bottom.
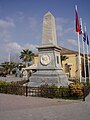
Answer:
0, 81, 11, 93
0, 80, 27, 95
40, 84, 70, 98
0, 81, 11, 86
10, 80, 29, 86
69, 83, 84, 98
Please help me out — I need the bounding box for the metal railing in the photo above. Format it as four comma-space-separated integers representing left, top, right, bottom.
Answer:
0, 85, 69, 98
0, 84, 90, 101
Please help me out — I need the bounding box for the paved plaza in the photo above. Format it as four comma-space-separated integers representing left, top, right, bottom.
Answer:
0, 93, 90, 120
0, 76, 23, 82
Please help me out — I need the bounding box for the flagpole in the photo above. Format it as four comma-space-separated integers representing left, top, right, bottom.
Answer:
75, 5, 82, 82
85, 26, 90, 82
77, 32, 82, 82
86, 41, 90, 82
80, 18, 86, 83
8, 49, 11, 64
87, 44, 90, 82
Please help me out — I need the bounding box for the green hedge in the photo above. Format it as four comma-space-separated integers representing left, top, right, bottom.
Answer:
40, 84, 70, 98
0, 80, 27, 95
0, 81, 85, 99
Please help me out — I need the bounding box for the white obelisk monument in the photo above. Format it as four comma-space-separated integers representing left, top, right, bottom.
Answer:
28, 12, 70, 87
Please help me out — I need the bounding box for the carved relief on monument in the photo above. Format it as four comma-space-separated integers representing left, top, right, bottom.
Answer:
40, 54, 51, 65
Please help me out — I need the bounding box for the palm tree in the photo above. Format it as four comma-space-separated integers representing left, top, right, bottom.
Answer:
61, 55, 68, 65
0, 62, 16, 74
19, 49, 34, 67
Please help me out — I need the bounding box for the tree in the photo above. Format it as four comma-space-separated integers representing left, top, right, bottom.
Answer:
0, 62, 16, 74
19, 49, 34, 67
61, 55, 68, 65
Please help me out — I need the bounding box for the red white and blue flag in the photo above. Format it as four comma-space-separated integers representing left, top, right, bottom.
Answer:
75, 6, 81, 33
83, 31, 89, 46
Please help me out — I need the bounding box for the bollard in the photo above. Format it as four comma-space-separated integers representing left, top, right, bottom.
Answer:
83, 87, 85, 101
26, 86, 28, 97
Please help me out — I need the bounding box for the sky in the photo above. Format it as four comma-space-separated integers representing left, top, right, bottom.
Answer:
0, 0, 90, 63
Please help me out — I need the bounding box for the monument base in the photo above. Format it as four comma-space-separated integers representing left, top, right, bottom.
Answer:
27, 69, 72, 87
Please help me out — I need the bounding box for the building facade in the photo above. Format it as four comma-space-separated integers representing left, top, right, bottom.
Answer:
33, 46, 90, 79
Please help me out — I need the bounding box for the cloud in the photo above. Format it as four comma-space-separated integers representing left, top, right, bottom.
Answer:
0, 19, 15, 29
0, 42, 22, 62
6, 42, 23, 52
17, 11, 25, 22
28, 17, 38, 31
56, 17, 74, 36
0, 16, 39, 62
24, 43, 38, 52
67, 39, 77, 47
56, 23, 63, 36
64, 27, 74, 34
56, 17, 70, 37
28, 17, 42, 43
6, 42, 38, 55
56, 18, 63, 37
0, 18, 15, 44
56, 17, 68, 24
0, 41, 38, 62
55, 17, 77, 51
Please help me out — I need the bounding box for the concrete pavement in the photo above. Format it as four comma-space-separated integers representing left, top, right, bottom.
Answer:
0, 76, 23, 82
0, 93, 90, 120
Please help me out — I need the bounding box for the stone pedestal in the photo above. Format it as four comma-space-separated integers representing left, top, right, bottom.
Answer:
28, 70, 70, 87
28, 46, 71, 87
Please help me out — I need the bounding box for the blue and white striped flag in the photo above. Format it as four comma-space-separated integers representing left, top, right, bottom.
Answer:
83, 32, 86, 42
87, 35, 89, 46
